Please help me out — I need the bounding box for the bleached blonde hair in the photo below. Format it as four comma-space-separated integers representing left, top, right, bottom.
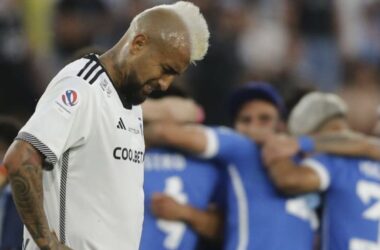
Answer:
130, 1, 210, 63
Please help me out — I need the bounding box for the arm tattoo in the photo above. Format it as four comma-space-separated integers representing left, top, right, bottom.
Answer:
8, 142, 52, 249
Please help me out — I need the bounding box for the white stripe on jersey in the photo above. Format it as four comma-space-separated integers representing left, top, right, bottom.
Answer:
228, 165, 249, 250
201, 127, 219, 158
302, 158, 331, 191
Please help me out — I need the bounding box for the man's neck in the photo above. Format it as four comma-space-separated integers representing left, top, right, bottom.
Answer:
99, 51, 133, 109
99, 50, 124, 89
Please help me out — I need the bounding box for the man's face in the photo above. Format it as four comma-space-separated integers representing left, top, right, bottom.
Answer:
234, 100, 281, 143
122, 40, 190, 105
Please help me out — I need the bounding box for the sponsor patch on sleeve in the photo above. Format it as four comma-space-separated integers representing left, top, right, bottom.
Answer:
62, 90, 78, 106
54, 89, 80, 118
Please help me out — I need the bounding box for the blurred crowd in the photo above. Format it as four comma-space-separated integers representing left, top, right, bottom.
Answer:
1, 0, 380, 131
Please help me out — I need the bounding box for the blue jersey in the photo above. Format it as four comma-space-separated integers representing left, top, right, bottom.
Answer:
303, 154, 380, 250
1, 192, 23, 249
140, 147, 222, 250
204, 127, 316, 250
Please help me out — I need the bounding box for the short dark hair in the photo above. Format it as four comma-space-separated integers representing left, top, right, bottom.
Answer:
229, 82, 286, 122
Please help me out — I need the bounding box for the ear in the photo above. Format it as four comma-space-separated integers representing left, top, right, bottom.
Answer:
130, 34, 148, 55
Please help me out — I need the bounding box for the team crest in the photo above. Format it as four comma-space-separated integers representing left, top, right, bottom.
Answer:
62, 90, 78, 106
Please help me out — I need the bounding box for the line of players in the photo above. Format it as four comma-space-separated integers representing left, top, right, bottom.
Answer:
140, 82, 380, 250
0, 81, 380, 250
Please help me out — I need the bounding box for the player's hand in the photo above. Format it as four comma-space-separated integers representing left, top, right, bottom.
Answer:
47, 231, 73, 250
244, 126, 275, 144
262, 134, 299, 166
151, 193, 188, 221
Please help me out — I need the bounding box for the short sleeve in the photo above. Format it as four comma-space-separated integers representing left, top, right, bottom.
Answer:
201, 126, 255, 163
16, 76, 94, 166
301, 154, 332, 191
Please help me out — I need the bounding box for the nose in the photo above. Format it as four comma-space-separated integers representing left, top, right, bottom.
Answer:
158, 75, 174, 91
248, 119, 262, 129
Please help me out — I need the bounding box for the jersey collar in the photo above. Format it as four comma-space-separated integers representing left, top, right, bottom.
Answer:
85, 53, 133, 110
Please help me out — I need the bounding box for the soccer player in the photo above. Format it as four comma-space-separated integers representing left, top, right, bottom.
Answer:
141, 146, 223, 250
141, 87, 223, 250
263, 92, 380, 250
2, 2, 209, 250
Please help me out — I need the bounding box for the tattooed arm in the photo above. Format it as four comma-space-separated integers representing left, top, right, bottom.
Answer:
3, 140, 70, 250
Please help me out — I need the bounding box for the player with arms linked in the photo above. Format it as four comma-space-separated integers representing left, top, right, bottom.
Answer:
141, 86, 223, 250
263, 92, 380, 250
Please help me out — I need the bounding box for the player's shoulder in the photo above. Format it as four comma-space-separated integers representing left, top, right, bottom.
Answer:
302, 153, 341, 175
38, 57, 99, 109
205, 126, 259, 158
208, 126, 256, 145
45, 56, 105, 102
54, 58, 87, 79
52, 54, 104, 87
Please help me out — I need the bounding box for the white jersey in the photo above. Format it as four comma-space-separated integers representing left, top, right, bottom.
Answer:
16, 54, 145, 250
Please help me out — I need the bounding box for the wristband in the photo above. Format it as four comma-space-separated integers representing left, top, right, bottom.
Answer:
298, 136, 315, 153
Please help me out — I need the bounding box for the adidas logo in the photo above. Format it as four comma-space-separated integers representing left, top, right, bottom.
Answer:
117, 117, 126, 130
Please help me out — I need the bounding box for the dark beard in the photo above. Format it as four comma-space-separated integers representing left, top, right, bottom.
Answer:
119, 71, 146, 106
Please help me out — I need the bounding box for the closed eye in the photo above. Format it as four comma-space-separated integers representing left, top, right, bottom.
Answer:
162, 65, 179, 75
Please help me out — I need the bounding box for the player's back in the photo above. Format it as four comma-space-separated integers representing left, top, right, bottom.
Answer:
206, 127, 316, 250
306, 154, 380, 250
140, 147, 222, 250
